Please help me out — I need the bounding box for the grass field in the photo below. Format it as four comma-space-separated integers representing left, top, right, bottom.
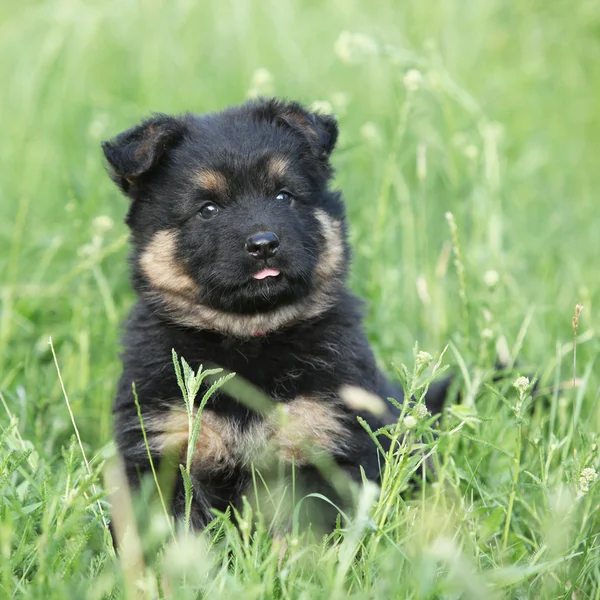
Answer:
1, 0, 600, 597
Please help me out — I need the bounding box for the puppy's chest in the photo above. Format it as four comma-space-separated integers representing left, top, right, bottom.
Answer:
145, 395, 351, 473
211, 338, 340, 398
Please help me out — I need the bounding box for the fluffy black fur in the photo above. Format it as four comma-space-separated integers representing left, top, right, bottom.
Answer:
103, 99, 449, 530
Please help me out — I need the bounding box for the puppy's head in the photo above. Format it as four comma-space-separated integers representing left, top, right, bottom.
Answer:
102, 99, 348, 337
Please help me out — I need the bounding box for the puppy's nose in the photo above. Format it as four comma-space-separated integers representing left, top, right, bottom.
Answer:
245, 232, 280, 260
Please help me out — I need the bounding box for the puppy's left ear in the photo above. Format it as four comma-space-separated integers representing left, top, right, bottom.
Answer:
101, 113, 188, 196
261, 100, 339, 161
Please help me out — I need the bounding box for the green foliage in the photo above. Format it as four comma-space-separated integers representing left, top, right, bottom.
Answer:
1, 0, 600, 597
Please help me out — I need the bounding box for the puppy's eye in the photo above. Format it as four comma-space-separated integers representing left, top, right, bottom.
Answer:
198, 202, 219, 219
275, 191, 293, 202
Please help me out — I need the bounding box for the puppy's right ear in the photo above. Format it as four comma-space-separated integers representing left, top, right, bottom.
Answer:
101, 114, 187, 195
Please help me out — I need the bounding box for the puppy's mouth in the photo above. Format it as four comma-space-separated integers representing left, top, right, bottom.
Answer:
252, 268, 281, 280
196, 265, 310, 314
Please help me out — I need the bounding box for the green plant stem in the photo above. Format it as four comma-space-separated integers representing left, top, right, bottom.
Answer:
133, 383, 176, 540
503, 416, 522, 551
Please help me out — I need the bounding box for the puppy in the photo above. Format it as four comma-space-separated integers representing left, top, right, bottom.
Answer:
102, 99, 448, 530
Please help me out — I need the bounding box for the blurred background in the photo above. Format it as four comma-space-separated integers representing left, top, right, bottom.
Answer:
1, 0, 598, 457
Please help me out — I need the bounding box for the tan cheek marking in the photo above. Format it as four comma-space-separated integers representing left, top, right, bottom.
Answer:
139, 230, 198, 298
267, 156, 291, 179
193, 169, 228, 196
314, 209, 344, 282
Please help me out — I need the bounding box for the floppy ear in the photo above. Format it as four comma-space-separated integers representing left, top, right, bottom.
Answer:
101, 114, 187, 195
256, 99, 339, 161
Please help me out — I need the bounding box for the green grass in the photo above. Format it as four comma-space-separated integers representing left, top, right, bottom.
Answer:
2, 0, 600, 597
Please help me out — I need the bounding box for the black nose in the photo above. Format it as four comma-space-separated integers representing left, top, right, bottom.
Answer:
245, 232, 280, 260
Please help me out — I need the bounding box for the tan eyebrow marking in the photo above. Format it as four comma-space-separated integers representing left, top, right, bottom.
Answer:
193, 169, 229, 195
266, 156, 291, 179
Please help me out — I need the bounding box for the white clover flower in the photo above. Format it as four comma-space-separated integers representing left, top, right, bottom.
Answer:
92, 215, 114, 235
360, 122, 382, 147
413, 403, 429, 420
252, 67, 273, 87
483, 270, 500, 288
403, 415, 417, 429
513, 376, 530, 395
77, 243, 95, 258
310, 100, 334, 115
247, 67, 274, 98
484, 121, 505, 142
403, 69, 423, 92
334, 31, 377, 64
481, 328, 494, 341
416, 351, 433, 372
334, 31, 353, 63
239, 519, 249, 531
581, 467, 597, 481
579, 467, 598, 495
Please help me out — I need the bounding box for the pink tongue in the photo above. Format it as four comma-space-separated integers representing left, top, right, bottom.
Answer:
253, 268, 281, 280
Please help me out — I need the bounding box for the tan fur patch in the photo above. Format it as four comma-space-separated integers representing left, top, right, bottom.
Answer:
144, 396, 349, 472
271, 397, 349, 463
146, 210, 345, 337
267, 156, 291, 179
145, 407, 242, 471
139, 230, 199, 299
313, 209, 344, 282
193, 169, 228, 195
280, 108, 316, 138
145, 409, 189, 452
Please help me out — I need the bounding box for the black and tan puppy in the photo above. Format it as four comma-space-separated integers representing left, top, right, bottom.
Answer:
103, 99, 447, 530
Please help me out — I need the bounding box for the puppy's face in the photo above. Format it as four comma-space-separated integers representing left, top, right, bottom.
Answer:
103, 100, 348, 337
